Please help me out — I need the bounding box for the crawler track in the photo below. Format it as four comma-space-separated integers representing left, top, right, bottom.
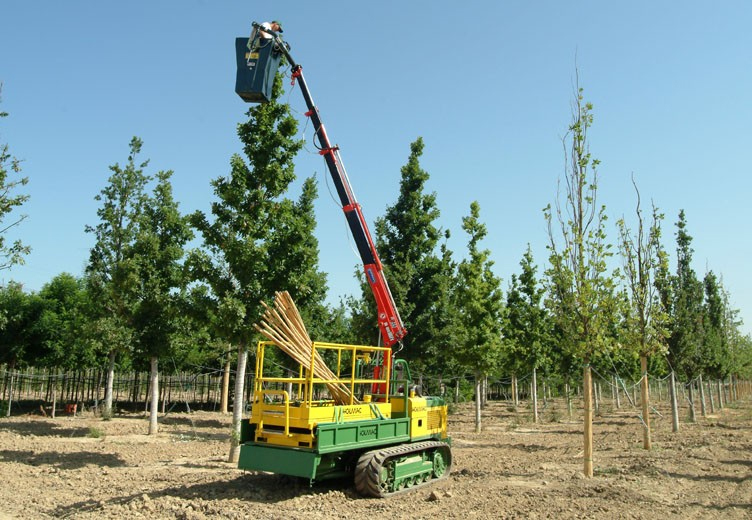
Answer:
354, 440, 452, 497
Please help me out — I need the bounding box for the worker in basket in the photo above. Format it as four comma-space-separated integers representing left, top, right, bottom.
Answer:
248, 20, 283, 51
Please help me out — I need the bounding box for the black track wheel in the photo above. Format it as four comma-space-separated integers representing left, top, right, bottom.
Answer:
354, 449, 390, 498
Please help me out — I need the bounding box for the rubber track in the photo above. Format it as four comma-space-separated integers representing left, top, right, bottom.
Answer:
354, 441, 452, 498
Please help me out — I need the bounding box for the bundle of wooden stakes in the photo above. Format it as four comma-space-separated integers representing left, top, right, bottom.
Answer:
254, 291, 356, 405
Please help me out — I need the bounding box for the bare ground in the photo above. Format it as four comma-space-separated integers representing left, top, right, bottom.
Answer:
0, 397, 750, 519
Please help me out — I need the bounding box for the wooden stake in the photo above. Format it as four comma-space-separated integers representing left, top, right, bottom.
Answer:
583, 364, 594, 477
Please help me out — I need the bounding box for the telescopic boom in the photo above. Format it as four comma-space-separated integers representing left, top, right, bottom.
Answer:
252, 22, 406, 347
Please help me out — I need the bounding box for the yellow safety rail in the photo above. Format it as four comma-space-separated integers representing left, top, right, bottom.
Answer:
253, 341, 392, 407
255, 389, 291, 437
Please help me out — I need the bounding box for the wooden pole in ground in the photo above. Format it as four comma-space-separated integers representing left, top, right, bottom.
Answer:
220, 351, 231, 414
639, 355, 651, 450
532, 367, 539, 423
669, 371, 680, 433
583, 364, 594, 477
474, 375, 482, 433
5, 370, 13, 417
51, 372, 57, 419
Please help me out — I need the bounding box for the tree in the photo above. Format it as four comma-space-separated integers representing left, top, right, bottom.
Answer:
701, 271, 729, 379
0, 282, 43, 414
131, 170, 193, 434
373, 138, 439, 359
189, 70, 325, 462
85, 137, 151, 417
544, 85, 618, 477
504, 246, 551, 421
666, 210, 705, 422
352, 137, 456, 379
454, 201, 504, 433
0, 282, 39, 369
0, 87, 30, 271
616, 179, 668, 448
34, 273, 93, 369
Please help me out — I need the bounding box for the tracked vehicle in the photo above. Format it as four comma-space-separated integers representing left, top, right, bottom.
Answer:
235, 22, 451, 497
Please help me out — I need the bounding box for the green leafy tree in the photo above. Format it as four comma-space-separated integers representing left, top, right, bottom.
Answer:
372, 138, 440, 362
454, 201, 504, 433
85, 137, 150, 416
0, 88, 30, 271
701, 271, 728, 380
666, 210, 705, 384
719, 286, 749, 380
616, 180, 668, 449
189, 71, 326, 461
131, 170, 193, 434
0, 282, 41, 369
544, 86, 618, 477
350, 137, 457, 381
504, 246, 551, 420
34, 273, 93, 369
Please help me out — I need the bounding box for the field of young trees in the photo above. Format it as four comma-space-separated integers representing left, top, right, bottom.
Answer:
2, 65, 751, 488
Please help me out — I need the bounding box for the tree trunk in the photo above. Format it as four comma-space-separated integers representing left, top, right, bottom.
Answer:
474, 375, 482, 433
5, 370, 13, 417
717, 379, 724, 409
104, 350, 117, 417
511, 374, 518, 409
669, 371, 680, 433
593, 381, 600, 416
531, 367, 539, 423
583, 364, 594, 477
93, 368, 102, 415
698, 374, 706, 418
148, 356, 159, 435
707, 379, 715, 413
565, 382, 572, 418
639, 355, 651, 450
228, 343, 248, 463
161, 375, 168, 414
613, 375, 621, 410
687, 379, 696, 423
220, 351, 231, 414
51, 372, 57, 419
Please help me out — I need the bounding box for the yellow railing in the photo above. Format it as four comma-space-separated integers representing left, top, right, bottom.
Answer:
254, 340, 392, 406
256, 389, 291, 437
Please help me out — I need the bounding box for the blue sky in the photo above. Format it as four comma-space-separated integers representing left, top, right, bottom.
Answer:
1, 1, 751, 335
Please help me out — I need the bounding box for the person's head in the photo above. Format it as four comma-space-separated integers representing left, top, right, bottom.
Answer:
271, 21, 283, 33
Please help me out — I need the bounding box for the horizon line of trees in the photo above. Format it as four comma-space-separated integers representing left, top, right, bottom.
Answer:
2, 74, 751, 468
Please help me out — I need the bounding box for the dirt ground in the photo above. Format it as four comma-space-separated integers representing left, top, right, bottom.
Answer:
0, 397, 750, 519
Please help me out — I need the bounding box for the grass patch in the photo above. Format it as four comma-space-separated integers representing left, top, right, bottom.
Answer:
88, 427, 106, 439
594, 466, 622, 476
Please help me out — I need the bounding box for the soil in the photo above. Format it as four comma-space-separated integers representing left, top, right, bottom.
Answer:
0, 397, 750, 519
